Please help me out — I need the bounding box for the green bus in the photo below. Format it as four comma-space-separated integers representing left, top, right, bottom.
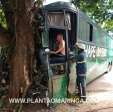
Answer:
30, 1, 113, 105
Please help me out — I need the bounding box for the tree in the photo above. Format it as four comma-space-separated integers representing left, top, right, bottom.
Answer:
0, 0, 43, 110
71, 0, 113, 31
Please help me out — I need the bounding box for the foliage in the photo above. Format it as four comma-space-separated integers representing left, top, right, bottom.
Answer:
0, 8, 7, 29
103, 20, 113, 32
35, 0, 44, 7
71, 0, 113, 31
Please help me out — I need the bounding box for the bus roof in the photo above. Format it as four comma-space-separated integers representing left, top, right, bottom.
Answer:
43, 1, 112, 39
43, 1, 77, 12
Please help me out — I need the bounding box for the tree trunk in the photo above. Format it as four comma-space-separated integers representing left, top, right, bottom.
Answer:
9, 0, 34, 98
0, 26, 11, 46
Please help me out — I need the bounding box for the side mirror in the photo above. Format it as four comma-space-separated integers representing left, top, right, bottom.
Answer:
45, 48, 50, 54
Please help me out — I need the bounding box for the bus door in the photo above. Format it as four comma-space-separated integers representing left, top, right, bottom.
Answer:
44, 11, 72, 101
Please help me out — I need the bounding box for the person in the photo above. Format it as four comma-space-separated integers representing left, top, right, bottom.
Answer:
75, 43, 87, 101
50, 33, 65, 64
54, 33, 65, 55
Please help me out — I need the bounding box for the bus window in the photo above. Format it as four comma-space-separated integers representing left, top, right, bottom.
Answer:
49, 28, 65, 51
89, 24, 93, 42
79, 18, 90, 41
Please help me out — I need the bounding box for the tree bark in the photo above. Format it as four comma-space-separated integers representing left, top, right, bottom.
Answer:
0, 0, 35, 110
9, 0, 34, 98
0, 26, 11, 46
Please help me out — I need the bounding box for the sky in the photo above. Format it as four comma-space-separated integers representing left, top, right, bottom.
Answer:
43, 0, 70, 5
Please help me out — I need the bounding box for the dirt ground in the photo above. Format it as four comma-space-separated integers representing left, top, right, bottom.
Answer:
22, 92, 113, 112
53, 91, 113, 112
23, 69, 113, 112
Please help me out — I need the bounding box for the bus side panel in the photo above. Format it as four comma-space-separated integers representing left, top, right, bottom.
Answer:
52, 74, 68, 99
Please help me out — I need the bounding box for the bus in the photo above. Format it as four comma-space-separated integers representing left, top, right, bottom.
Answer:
30, 1, 113, 105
